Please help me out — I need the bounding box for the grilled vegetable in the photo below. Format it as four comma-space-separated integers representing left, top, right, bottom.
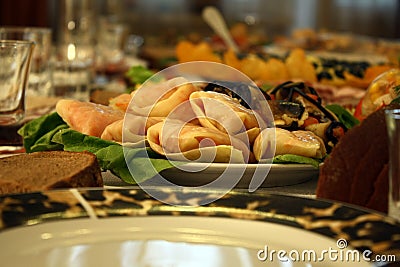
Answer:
268, 81, 347, 150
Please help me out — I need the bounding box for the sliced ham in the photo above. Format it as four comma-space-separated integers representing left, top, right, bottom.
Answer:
147, 119, 251, 163
101, 115, 163, 144
101, 119, 123, 142
253, 127, 327, 161
312, 82, 366, 107
189, 91, 264, 144
129, 77, 199, 118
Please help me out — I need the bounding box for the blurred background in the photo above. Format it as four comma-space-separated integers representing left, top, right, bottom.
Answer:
1, 0, 399, 43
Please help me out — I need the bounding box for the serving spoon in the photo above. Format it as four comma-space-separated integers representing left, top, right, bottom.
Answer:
202, 6, 240, 53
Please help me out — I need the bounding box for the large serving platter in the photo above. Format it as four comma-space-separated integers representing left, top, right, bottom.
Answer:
102, 162, 319, 188
0, 187, 399, 266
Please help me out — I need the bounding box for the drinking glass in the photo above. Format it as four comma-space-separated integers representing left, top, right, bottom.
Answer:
0, 27, 52, 97
53, 0, 96, 101
95, 18, 128, 81
0, 40, 35, 147
385, 108, 400, 221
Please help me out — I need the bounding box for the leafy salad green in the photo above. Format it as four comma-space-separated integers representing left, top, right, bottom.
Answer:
124, 65, 156, 92
325, 104, 360, 129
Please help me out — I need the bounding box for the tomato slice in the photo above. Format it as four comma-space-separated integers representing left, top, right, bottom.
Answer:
303, 117, 319, 127
306, 93, 319, 101
353, 98, 365, 121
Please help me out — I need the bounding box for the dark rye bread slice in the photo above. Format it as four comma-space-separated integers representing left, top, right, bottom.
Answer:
316, 104, 398, 214
0, 151, 103, 195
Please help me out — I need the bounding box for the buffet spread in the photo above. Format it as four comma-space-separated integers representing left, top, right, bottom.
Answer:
1, 12, 400, 266
10, 24, 398, 185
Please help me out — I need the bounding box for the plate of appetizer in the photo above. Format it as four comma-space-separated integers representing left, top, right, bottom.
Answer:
17, 63, 359, 188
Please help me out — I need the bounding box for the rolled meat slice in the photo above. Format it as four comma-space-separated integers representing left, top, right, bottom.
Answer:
253, 127, 326, 161
147, 119, 251, 163
189, 91, 263, 144
101, 115, 163, 144
129, 77, 199, 119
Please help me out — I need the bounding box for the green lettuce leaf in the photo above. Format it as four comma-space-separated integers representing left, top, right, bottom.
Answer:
273, 154, 322, 168
325, 104, 359, 129
52, 128, 116, 153
125, 65, 155, 85
18, 112, 67, 153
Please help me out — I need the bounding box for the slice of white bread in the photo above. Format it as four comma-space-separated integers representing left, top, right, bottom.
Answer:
0, 151, 103, 195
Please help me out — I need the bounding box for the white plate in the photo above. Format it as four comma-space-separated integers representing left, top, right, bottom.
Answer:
0, 216, 369, 267
160, 162, 318, 187
103, 163, 319, 188
0, 188, 398, 266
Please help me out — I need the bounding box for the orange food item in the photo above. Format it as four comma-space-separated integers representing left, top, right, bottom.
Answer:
229, 22, 249, 50
176, 41, 221, 63
239, 55, 266, 80
175, 40, 195, 62
175, 40, 394, 89
285, 48, 317, 82
192, 42, 222, 63
364, 65, 393, 81
223, 49, 242, 70
360, 68, 400, 118
259, 57, 290, 82
344, 65, 392, 88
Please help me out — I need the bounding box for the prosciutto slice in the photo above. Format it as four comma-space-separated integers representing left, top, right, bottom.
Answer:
56, 99, 124, 137
189, 91, 263, 144
129, 77, 199, 119
147, 119, 250, 163
101, 114, 163, 144
253, 127, 326, 161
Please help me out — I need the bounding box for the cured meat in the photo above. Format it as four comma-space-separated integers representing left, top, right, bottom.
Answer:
101, 120, 123, 142
253, 127, 326, 160
56, 99, 124, 137
189, 91, 263, 143
129, 77, 199, 118
311, 82, 366, 107
147, 119, 250, 163
101, 115, 163, 144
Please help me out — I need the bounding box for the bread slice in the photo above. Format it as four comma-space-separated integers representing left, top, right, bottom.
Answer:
0, 151, 103, 195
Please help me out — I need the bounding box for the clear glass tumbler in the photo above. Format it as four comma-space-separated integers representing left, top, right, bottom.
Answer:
0, 27, 52, 97
385, 108, 400, 221
0, 40, 35, 147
